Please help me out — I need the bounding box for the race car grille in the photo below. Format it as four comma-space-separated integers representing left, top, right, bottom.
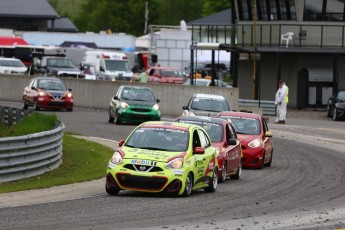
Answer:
47, 101, 67, 106
123, 164, 163, 172
131, 108, 151, 113
127, 114, 153, 120
116, 173, 167, 191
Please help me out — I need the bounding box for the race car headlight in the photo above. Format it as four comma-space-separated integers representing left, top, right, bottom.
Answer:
66, 92, 72, 98
120, 101, 129, 108
166, 158, 183, 169
248, 139, 262, 148
38, 91, 46, 97
110, 151, 123, 164
152, 104, 159, 111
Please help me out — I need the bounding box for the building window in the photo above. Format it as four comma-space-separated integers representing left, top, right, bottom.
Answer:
304, 0, 345, 21
237, 0, 297, 21
326, 0, 345, 21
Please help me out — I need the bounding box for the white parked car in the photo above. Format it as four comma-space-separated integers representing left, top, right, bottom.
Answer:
183, 78, 232, 88
0, 57, 27, 75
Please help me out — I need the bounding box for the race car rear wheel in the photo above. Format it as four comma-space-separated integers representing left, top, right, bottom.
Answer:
333, 108, 338, 121
114, 110, 121, 124
23, 100, 28, 110
230, 159, 242, 180
204, 168, 218, 193
182, 173, 193, 197
219, 162, 227, 183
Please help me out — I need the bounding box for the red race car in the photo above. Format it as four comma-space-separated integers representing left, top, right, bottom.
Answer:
217, 111, 273, 169
175, 115, 242, 182
147, 66, 186, 84
23, 76, 74, 111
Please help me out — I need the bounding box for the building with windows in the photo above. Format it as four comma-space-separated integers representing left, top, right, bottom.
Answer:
191, 0, 345, 108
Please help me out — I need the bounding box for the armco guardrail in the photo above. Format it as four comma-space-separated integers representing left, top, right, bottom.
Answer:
0, 122, 65, 183
239, 99, 276, 116
0, 106, 31, 127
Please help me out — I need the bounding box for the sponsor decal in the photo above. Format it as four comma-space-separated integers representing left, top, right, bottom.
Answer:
208, 162, 214, 170
173, 169, 184, 175
131, 159, 151, 165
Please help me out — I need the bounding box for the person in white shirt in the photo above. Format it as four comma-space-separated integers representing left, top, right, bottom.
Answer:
274, 80, 288, 124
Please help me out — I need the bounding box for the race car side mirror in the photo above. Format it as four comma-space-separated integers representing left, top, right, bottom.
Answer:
194, 147, 205, 154
119, 140, 125, 147
182, 105, 188, 110
227, 139, 237, 146
265, 131, 273, 137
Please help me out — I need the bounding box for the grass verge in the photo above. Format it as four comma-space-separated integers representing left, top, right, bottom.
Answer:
0, 112, 58, 137
0, 134, 113, 193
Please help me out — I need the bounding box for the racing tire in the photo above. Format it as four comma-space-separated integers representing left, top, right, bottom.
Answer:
204, 168, 218, 193
333, 108, 338, 121
114, 110, 121, 125
67, 108, 73, 112
108, 111, 114, 123
182, 173, 193, 197
327, 105, 331, 117
230, 159, 242, 180
33, 100, 40, 111
23, 100, 28, 110
105, 184, 120, 196
265, 151, 273, 167
259, 152, 265, 169
219, 162, 227, 183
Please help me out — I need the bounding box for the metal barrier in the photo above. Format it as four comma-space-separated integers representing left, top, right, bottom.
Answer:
239, 99, 276, 116
0, 122, 65, 183
0, 106, 31, 127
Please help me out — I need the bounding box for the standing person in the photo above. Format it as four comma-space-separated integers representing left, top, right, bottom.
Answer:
274, 80, 289, 124
132, 68, 148, 83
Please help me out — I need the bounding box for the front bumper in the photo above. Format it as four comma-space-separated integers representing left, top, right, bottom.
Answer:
106, 161, 186, 195
37, 97, 74, 110
117, 107, 161, 123
241, 147, 265, 168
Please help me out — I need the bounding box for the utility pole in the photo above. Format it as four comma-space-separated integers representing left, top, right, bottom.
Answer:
252, 0, 257, 100
144, 1, 149, 34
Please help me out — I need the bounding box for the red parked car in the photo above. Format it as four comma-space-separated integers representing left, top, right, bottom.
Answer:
216, 111, 273, 169
22, 77, 74, 111
175, 115, 242, 182
147, 66, 185, 84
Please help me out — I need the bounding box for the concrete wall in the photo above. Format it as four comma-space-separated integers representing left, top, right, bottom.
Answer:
238, 52, 345, 107
0, 75, 239, 116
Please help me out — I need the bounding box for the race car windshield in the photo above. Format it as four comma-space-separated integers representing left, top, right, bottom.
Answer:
191, 98, 229, 112
220, 116, 260, 135
121, 88, 155, 102
37, 80, 66, 91
125, 127, 189, 152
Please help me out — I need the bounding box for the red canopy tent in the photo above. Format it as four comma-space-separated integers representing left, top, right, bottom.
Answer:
0, 36, 29, 46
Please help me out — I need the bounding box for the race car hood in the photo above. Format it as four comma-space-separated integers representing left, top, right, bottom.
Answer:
189, 109, 220, 117
121, 146, 184, 162
49, 67, 80, 73
123, 99, 156, 107
160, 77, 184, 84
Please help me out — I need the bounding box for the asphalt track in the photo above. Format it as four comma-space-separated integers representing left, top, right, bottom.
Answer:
0, 101, 345, 230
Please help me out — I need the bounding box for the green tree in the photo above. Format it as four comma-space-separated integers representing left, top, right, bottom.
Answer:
202, 0, 231, 16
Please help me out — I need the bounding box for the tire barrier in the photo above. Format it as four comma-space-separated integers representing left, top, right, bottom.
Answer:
0, 122, 65, 183
0, 106, 31, 127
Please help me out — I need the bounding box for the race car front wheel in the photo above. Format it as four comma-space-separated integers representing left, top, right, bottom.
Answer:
182, 173, 193, 197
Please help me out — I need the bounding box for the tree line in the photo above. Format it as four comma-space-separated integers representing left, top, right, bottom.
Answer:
49, 0, 231, 36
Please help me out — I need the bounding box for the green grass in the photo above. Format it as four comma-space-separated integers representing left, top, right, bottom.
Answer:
0, 134, 113, 193
0, 113, 58, 137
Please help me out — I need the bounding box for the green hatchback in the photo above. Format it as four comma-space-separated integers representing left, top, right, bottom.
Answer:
108, 85, 161, 124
